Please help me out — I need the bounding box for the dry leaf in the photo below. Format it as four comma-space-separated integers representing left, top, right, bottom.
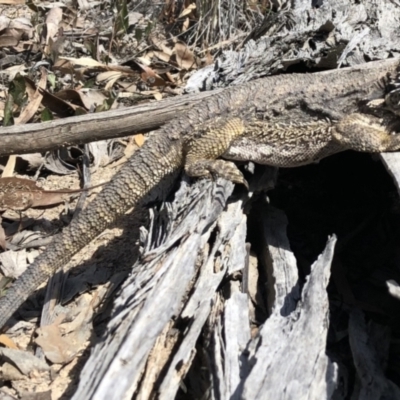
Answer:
9, 17, 33, 41
53, 58, 76, 75
138, 63, 166, 87
116, 82, 137, 93
150, 36, 173, 55
174, 42, 197, 70
42, 7, 63, 53
0, 36, 18, 47
134, 134, 145, 147
35, 316, 77, 364
18, 153, 43, 170
56, 88, 106, 110
24, 76, 76, 117
136, 54, 152, 65
1, 65, 26, 80
0, 348, 49, 375
152, 50, 172, 63
45, 7, 63, 25
0, 177, 103, 211
153, 92, 163, 100
0, 248, 28, 278
0, 16, 10, 30
60, 56, 103, 68
128, 11, 143, 26
178, 3, 196, 18
76, 0, 90, 11
59, 57, 134, 72
0, 218, 6, 250
204, 48, 214, 66
96, 70, 124, 90
2, 155, 16, 178
164, 71, 176, 84
9, 41, 39, 54
9, 18, 32, 32
182, 17, 190, 32
0, 334, 18, 349
96, 70, 123, 82
111, 137, 139, 167
55, 57, 135, 81
14, 67, 47, 125
35, 293, 94, 364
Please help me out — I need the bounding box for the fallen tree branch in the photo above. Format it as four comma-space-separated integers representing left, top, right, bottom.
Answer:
0, 89, 222, 157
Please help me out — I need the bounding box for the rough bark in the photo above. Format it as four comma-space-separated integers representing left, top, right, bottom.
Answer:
0, 90, 222, 157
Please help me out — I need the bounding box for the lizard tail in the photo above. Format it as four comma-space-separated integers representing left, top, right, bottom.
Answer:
0, 134, 183, 330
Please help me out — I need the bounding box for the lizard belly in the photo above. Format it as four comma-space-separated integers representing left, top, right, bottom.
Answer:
224, 138, 341, 167
223, 118, 340, 167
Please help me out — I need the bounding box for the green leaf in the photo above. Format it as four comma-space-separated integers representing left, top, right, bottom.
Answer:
83, 77, 96, 88
47, 73, 56, 90
84, 39, 98, 60
116, 0, 129, 35
74, 107, 87, 116
3, 93, 14, 126
144, 21, 153, 37
41, 107, 54, 121
9, 74, 26, 107
135, 28, 143, 41
96, 97, 115, 113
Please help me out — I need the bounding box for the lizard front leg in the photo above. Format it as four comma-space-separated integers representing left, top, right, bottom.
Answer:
332, 113, 400, 152
184, 117, 249, 187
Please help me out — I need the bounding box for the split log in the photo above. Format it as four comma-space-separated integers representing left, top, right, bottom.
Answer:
72, 171, 339, 399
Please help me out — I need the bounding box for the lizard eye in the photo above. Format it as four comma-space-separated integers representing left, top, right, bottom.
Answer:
386, 88, 400, 110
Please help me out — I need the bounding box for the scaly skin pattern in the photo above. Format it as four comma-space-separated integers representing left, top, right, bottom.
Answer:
1, 59, 400, 330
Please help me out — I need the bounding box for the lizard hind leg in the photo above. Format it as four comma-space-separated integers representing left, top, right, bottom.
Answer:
184, 116, 249, 188
333, 113, 400, 153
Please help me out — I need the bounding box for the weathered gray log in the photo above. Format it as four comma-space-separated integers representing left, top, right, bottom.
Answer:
0, 90, 222, 157
348, 309, 400, 399
72, 178, 238, 399
71, 171, 341, 399
241, 231, 337, 399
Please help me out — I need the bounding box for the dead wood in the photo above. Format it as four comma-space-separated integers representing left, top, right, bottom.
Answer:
71, 168, 339, 399
0, 90, 222, 157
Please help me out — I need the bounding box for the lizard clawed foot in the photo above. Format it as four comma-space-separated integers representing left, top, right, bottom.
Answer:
185, 159, 249, 189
